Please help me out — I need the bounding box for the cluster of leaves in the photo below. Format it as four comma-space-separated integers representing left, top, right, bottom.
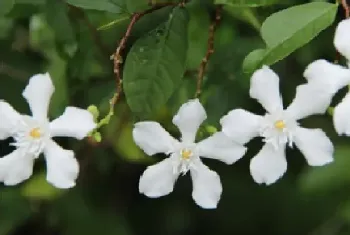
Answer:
1, 0, 350, 234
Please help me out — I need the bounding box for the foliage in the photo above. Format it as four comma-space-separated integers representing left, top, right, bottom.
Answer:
1, 0, 350, 234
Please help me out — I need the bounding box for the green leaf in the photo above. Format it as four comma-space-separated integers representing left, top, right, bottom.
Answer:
15, 0, 45, 4
65, 0, 122, 13
97, 13, 130, 31
223, 6, 260, 30
0, 0, 14, 15
45, 0, 75, 43
242, 2, 338, 73
186, 3, 210, 70
123, 7, 189, 116
126, 0, 148, 12
242, 48, 266, 73
215, 0, 279, 7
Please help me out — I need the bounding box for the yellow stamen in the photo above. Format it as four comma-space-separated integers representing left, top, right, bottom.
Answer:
274, 120, 286, 130
181, 149, 192, 160
29, 127, 41, 138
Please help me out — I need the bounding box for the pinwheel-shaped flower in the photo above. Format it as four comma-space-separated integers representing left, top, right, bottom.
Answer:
304, 18, 350, 135
220, 66, 334, 185
132, 99, 246, 209
0, 73, 96, 188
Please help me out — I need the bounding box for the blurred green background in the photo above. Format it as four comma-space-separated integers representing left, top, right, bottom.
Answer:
1, 0, 350, 234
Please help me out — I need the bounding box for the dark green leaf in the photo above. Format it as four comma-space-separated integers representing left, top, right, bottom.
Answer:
0, 0, 15, 15
242, 2, 338, 73
46, 0, 75, 43
123, 7, 189, 116
215, 0, 279, 7
65, 0, 122, 13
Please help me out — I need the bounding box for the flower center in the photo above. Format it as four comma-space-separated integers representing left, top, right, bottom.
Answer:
29, 127, 42, 139
181, 149, 193, 160
274, 120, 286, 130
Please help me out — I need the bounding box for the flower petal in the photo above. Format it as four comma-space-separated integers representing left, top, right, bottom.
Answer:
44, 140, 79, 189
139, 157, 179, 198
190, 160, 222, 209
133, 122, 179, 156
334, 18, 350, 61
250, 143, 287, 185
294, 127, 333, 166
0, 148, 35, 185
173, 99, 207, 143
50, 107, 96, 140
303, 59, 350, 94
285, 83, 333, 120
197, 132, 247, 164
0, 101, 21, 140
334, 92, 350, 136
220, 109, 262, 144
22, 73, 54, 121
250, 66, 283, 113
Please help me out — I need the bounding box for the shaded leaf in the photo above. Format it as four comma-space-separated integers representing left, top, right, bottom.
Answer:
65, 0, 123, 13
123, 7, 189, 116
215, 0, 279, 7
0, 0, 15, 15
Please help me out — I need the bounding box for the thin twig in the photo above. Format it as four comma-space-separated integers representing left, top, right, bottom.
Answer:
112, 2, 180, 108
195, 6, 222, 98
341, 0, 350, 18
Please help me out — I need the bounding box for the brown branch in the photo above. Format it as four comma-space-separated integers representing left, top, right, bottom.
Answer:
341, 0, 350, 18
112, 2, 180, 108
195, 6, 222, 98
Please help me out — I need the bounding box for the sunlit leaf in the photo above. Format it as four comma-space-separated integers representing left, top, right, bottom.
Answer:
242, 2, 338, 73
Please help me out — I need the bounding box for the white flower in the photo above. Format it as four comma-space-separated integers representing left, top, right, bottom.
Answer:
132, 99, 246, 209
0, 73, 96, 188
220, 66, 334, 185
304, 18, 350, 136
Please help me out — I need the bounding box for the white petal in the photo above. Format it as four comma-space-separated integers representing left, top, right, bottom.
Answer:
44, 140, 79, 189
133, 122, 179, 156
334, 92, 350, 136
285, 83, 333, 120
139, 157, 179, 198
173, 99, 207, 143
0, 148, 35, 185
250, 143, 287, 185
50, 107, 96, 140
303, 59, 350, 94
334, 18, 350, 61
0, 101, 21, 140
250, 66, 283, 113
294, 127, 333, 166
22, 73, 54, 121
190, 160, 222, 209
220, 109, 262, 144
197, 132, 247, 164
